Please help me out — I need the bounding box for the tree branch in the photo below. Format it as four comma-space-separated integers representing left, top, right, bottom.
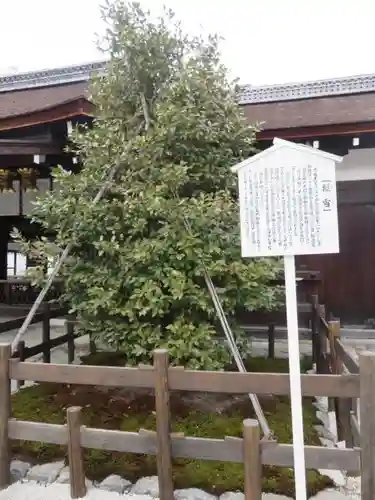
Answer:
140, 92, 152, 131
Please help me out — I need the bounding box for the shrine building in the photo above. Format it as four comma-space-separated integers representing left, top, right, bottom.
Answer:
0, 62, 374, 323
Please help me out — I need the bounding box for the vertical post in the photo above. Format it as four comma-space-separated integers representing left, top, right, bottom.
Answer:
154, 349, 174, 500
310, 294, 318, 365
67, 316, 75, 364
0, 344, 11, 488
42, 302, 51, 363
16, 341, 26, 389
267, 323, 275, 359
243, 419, 262, 500
284, 255, 307, 500
67, 407, 86, 499
317, 304, 327, 374
360, 352, 375, 500
89, 335, 97, 355
328, 321, 353, 448
327, 320, 339, 411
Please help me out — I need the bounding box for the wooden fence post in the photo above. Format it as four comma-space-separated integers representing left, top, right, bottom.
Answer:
328, 321, 353, 448
154, 349, 174, 500
67, 406, 86, 499
16, 341, 26, 389
0, 344, 11, 488
243, 419, 262, 500
67, 316, 75, 364
267, 323, 275, 359
310, 294, 319, 365
42, 302, 51, 363
359, 352, 375, 500
317, 304, 327, 374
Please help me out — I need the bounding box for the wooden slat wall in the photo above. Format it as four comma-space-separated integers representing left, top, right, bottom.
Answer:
298, 179, 375, 323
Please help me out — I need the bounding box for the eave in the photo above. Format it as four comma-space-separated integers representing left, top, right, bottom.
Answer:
0, 98, 94, 132
257, 121, 375, 141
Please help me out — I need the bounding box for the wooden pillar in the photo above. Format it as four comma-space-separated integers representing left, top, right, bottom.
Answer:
0, 224, 9, 280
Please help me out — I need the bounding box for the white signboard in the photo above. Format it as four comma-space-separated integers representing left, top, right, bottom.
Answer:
232, 139, 342, 500
238, 154, 339, 258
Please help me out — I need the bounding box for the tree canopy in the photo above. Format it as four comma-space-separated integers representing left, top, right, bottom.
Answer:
18, 1, 281, 369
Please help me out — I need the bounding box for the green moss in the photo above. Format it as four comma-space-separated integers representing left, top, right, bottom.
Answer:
11, 356, 331, 497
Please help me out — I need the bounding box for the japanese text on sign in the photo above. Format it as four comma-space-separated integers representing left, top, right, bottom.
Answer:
238, 161, 339, 257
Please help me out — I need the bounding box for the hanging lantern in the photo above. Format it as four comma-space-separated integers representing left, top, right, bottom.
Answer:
18, 168, 38, 192
0, 169, 14, 192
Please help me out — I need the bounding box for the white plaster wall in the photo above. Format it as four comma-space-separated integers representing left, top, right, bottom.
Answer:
0, 180, 20, 215
0, 179, 50, 216
336, 147, 375, 181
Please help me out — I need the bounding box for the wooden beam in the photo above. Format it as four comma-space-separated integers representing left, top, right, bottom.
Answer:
256, 121, 375, 140
0, 99, 94, 132
0, 140, 62, 155
7, 419, 360, 471
9, 359, 360, 397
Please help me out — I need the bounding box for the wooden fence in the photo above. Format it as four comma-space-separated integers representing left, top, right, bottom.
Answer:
311, 295, 361, 444
1, 345, 373, 500
0, 304, 76, 388
310, 296, 375, 499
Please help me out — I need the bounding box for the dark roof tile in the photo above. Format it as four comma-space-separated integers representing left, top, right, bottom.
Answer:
0, 82, 89, 119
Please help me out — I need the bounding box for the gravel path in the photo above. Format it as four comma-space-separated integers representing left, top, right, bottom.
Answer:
0, 482, 147, 500
0, 482, 352, 499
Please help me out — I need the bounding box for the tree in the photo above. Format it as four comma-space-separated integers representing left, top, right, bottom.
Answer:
18, 1, 281, 369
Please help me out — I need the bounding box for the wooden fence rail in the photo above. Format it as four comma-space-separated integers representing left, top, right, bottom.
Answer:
0, 344, 373, 499
0, 304, 77, 369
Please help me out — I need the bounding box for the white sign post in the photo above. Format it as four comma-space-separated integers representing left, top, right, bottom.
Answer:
231, 138, 342, 500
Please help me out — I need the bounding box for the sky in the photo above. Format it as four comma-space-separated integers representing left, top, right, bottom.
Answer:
1, 0, 375, 86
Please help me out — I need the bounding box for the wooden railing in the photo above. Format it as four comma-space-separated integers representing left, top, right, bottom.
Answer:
0, 346, 371, 500
0, 304, 76, 388
0, 279, 63, 306
310, 297, 372, 491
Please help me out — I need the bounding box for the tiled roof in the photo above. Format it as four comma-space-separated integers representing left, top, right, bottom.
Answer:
2, 61, 375, 130
0, 61, 106, 93
0, 81, 89, 119
2, 60, 375, 104
242, 92, 375, 130
239, 73, 375, 104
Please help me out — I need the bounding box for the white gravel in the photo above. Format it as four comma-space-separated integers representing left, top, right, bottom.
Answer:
0, 481, 151, 500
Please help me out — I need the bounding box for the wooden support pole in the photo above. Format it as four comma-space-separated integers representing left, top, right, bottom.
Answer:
267, 323, 275, 359
67, 316, 75, 364
0, 344, 11, 488
42, 302, 51, 363
67, 406, 86, 499
243, 419, 262, 500
360, 352, 375, 500
154, 349, 174, 500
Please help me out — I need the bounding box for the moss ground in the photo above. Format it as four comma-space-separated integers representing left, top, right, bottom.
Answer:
11, 354, 332, 497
